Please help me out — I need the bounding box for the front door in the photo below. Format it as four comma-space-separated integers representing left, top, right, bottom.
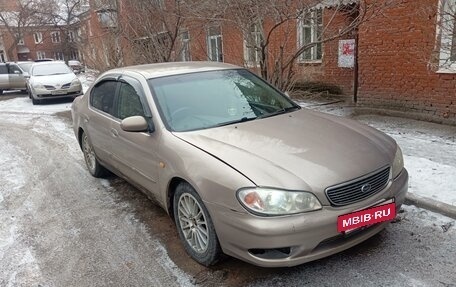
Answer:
109, 76, 160, 198
7, 64, 26, 89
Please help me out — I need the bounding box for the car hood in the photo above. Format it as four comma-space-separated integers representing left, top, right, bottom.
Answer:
173, 109, 396, 196
30, 73, 76, 85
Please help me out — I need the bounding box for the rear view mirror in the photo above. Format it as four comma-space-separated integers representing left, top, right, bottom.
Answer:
120, 116, 150, 132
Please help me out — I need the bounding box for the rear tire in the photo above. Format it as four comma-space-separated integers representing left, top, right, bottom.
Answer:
173, 182, 222, 266
81, 131, 107, 178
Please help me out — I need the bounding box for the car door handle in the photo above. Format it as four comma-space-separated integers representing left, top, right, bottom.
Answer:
110, 128, 119, 137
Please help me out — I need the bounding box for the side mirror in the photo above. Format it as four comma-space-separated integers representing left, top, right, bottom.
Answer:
120, 116, 150, 132
23, 72, 30, 78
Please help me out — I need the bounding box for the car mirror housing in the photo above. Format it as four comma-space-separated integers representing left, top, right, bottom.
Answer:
23, 72, 30, 78
120, 116, 150, 132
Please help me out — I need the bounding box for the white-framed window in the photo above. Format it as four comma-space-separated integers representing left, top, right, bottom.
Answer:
51, 31, 61, 43
54, 52, 64, 61
70, 50, 79, 60
154, 0, 164, 8
98, 10, 117, 28
33, 32, 43, 44
67, 31, 75, 42
298, 9, 323, 62
36, 51, 46, 60
16, 34, 25, 45
243, 22, 263, 66
207, 26, 223, 62
438, 0, 456, 72
180, 31, 191, 61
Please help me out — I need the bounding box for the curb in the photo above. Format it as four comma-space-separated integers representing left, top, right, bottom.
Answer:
404, 193, 456, 220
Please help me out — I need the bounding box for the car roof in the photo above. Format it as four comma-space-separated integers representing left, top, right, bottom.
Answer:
107, 61, 242, 79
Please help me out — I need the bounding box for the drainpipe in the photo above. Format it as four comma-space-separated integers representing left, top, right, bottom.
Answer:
353, 29, 359, 103
353, 4, 360, 104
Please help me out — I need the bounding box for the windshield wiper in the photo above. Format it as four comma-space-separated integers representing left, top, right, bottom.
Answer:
214, 116, 257, 128
257, 106, 300, 119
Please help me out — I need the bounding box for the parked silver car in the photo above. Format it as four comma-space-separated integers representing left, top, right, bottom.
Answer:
28, 62, 83, 105
72, 62, 408, 267
0, 62, 28, 94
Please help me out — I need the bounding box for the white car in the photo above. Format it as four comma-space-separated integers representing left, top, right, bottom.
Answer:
28, 62, 83, 105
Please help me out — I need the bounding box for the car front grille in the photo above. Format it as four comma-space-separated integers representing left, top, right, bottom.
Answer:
325, 166, 390, 206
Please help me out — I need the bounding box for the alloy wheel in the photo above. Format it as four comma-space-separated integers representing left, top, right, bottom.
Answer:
177, 193, 209, 253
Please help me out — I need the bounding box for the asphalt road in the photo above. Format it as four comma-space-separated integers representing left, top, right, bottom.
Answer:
1, 92, 455, 287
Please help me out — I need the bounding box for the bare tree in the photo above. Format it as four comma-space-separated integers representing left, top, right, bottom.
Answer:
44, 0, 87, 63
120, 0, 190, 64
0, 0, 51, 61
205, 0, 397, 91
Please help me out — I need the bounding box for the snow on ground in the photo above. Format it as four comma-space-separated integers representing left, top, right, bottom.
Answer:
0, 97, 72, 114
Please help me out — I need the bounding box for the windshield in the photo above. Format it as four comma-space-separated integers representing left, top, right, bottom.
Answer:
148, 69, 300, 132
32, 63, 73, 76
18, 62, 33, 73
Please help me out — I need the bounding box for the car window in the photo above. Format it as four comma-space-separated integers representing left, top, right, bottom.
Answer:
8, 64, 21, 74
116, 82, 145, 120
18, 63, 33, 73
148, 69, 298, 132
31, 63, 72, 76
91, 81, 117, 115
0, 65, 7, 74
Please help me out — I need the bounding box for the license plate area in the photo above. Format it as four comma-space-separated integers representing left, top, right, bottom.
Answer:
337, 200, 396, 233
51, 90, 67, 95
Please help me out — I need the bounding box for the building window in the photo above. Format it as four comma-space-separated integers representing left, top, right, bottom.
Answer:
439, 0, 456, 71
70, 50, 79, 60
97, 10, 117, 28
51, 31, 61, 43
0, 51, 5, 62
67, 31, 75, 42
16, 34, 25, 45
54, 52, 64, 61
298, 9, 323, 62
36, 51, 46, 60
244, 22, 263, 66
180, 31, 191, 61
34, 32, 43, 44
207, 26, 223, 62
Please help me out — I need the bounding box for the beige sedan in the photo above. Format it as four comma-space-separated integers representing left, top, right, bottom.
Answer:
71, 62, 408, 267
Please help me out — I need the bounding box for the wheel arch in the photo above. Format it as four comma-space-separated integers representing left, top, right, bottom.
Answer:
77, 127, 85, 149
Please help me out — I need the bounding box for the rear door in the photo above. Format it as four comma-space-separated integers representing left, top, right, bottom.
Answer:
86, 78, 119, 164
109, 75, 160, 198
0, 64, 8, 90
7, 63, 26, 89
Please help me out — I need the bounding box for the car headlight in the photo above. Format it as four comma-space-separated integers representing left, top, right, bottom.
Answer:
237, 187, 322, 216
71, 78, 81, 86
392, 146, 404, 179
32, 82, 44, 89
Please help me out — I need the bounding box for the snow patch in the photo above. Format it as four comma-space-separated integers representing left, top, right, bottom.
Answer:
0, 97, 71, 114
405, 155, 456, 206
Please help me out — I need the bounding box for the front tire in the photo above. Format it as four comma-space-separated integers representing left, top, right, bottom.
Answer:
32, 97, 40, 105
173, 183, 222, 266
81, 131, 107, 178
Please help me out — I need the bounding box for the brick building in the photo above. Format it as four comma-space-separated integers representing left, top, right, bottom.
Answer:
355, 0, 456, 120
0, 0, 83, 62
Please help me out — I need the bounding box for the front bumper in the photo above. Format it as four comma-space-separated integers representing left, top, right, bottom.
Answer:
206, 169, 408, 267
31, 85, 82, 99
